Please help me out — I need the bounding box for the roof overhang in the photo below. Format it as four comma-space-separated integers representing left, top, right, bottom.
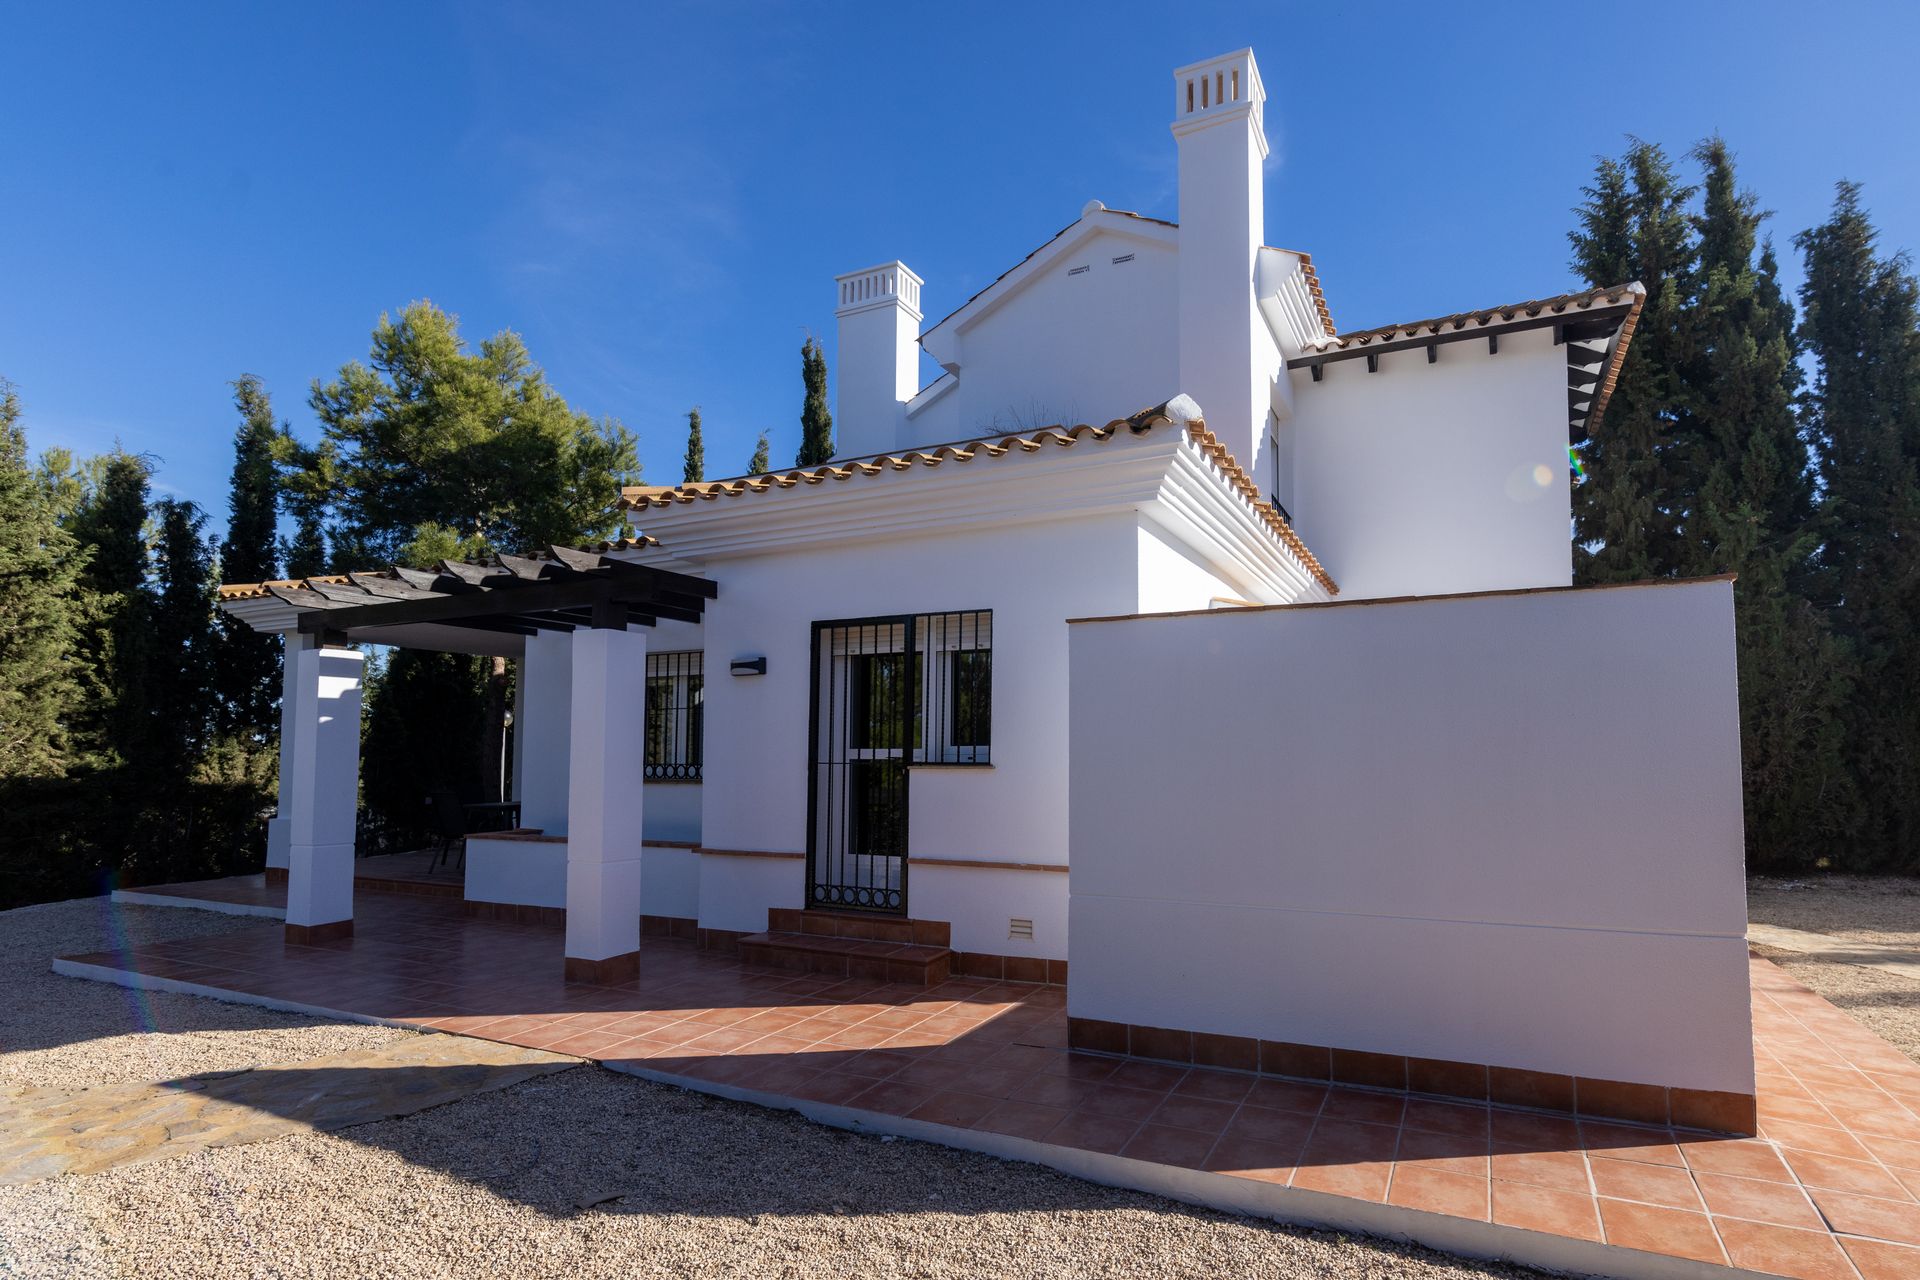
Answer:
217, 545, 716, 652
1284, 283, 1645, 442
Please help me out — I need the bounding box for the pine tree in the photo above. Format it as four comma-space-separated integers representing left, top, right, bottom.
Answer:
1797, 182, 1920, 865
211, 376, 282, 739
796, 337, 834, 466
682, 406, 705, 484
747, 431, 771, 476
0, 381, 86, 780
148, 498, 217, 776
1569, 141, 1698, 583
65, 449, 154, 770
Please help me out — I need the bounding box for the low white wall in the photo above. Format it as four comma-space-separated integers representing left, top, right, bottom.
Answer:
1067, 578, 1753, 1093
466, 837, 566, 909
698, 853, 803, 934
643, 783, 702, 844
465, 837, 702, 920
911, 863, 1069, 960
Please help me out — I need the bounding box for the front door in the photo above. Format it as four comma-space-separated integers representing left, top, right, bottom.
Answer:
806, 616, 917, 914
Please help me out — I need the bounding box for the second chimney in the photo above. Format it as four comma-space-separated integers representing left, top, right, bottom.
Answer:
832, 261, 923, 459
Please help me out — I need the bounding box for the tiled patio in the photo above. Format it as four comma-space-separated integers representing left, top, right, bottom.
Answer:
113, 851, 460, 915
55, 885, 1920, 1280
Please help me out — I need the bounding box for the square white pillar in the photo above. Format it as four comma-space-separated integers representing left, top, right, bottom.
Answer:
564, 625, 646, 982
518, 629, 574, 834
283, 638, 365, 944
264, 632, 302, 874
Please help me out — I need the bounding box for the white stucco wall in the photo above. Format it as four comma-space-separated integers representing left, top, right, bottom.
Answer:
695, 512, 1145, 954
1066, 578, 1752, 1093
466, 837, 567, 909
1288, 328, 1574, 599
1137, 517, 1241, 612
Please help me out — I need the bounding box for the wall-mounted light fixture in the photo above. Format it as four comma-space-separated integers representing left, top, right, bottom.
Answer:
730, 656, 767, 677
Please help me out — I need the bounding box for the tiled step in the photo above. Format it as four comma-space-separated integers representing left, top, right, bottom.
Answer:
766, 907, 950, 949
740, 929, 952, 985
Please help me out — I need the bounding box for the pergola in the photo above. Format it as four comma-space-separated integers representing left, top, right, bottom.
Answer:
220, 546, 717, 981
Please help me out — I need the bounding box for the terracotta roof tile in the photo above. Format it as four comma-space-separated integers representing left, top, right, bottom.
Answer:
1265, 246, 1337, 337
619, 404, 1339, 595
1314, 284, 1640, 352
216, 537, 660, 601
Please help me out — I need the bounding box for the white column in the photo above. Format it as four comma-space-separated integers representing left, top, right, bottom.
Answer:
518, 630, 574, 833
263, 634, 301, 874
283, 637, 365, 943
564, 625, 646, 981
510, 656, 528, 806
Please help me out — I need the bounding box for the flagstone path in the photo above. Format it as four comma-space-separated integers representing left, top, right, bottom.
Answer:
0, 1030, 578, 1185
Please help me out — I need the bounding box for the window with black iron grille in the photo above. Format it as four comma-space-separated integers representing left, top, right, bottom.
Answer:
644, 651, 703, 781
807, 610, 991, 914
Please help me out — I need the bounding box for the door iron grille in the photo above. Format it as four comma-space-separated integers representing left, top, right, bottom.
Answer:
807, 616, 916, 913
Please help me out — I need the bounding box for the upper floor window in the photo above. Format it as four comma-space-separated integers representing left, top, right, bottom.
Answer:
645, 651, 703, 781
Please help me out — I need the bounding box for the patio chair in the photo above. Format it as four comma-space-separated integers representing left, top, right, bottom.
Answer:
426, 789, 469, 872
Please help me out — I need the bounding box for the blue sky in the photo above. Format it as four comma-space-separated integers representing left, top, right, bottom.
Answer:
4, 1, 1916, 521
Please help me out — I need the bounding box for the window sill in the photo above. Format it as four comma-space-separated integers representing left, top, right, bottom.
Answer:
908, 762, 994, 771
643, 776, 705, 786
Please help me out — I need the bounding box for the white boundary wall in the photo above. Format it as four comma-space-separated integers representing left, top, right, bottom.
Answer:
1066, 578, 1753, 1094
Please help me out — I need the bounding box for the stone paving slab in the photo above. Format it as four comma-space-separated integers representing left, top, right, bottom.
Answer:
0, 1030, 578, 1185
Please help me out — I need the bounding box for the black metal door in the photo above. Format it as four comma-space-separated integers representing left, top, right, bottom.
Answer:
806, 616, 917, 913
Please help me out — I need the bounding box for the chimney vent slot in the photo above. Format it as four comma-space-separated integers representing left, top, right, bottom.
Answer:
1110, 253, 1135, 265
1068, 264, 1090, 277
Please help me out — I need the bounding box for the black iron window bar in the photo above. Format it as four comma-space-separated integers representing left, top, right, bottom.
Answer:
644, 650, 703, 781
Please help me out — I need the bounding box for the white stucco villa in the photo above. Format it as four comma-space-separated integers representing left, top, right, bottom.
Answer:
220, 49, 1752, 1132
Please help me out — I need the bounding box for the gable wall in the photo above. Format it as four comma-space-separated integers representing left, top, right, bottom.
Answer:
934, 238, 1178, 444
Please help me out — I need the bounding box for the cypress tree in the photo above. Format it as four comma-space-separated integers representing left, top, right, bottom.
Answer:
796, 337, 834, 466
1797, 182, 1920, 865
747, 431, 770, 476
211, 376, 282, 739
0, 382, 86, 780
682, 406, 705, 484
1680, 142, 1854, 864
147, 498, 217, 776
1569, 141, 1698, 583
66, 450, 154, 770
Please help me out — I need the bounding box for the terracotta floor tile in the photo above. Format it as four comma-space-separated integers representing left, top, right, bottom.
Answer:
1586, 1156, 1705, 1211
1044, 1108, 1142, 1155
1785, 1146, 1916, 1200
1695, 1169, 1827, 1230
1225, 1105, 1316, 1149
1597, 1199, 1726, 1264
1401, 1098, 1488, 1139
1147, 1094, 1238, 1136
1769, 1118, 1878, 1161
1681, 1135, 1797, 1182
1395, 1127, 1490, 1178
1713, 1217, 1858, 1279
1171, 1068, 1254, 1104
1388, 1165, 1490, 1221
1121, 1123, 1218, 1169
1490, 1181, 1601, 1241
1106, 1060, 1188, 1092
1292, 1158, 1392, 1202
1490, 1108, 1581, 1151
1813, 1189, 1920, 1248
848, 1078, 937, 1118
1205, 1133, 1301, 1182
1577, 1121, 1687, 1168
1302, 1119, 1400, 1165
1319, 1088, 1405, 1127
1846, 1235, 1920, 1280
970, 1099, 1071, 1140
1243, 1078, 1328, 1115
1489, 1147, 1592, 1193
1077, 1083, 1170, 1123
907, 1090, 1001, 1129
786, 1072, 877, 1107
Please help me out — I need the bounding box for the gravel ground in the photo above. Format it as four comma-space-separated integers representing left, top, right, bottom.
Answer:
1747, 875, 1920, 1065
0, 1065, 1543, 1280
0, 896, 1545, 1280
1748, 874, 1920, 949
0, 897, 409, 1090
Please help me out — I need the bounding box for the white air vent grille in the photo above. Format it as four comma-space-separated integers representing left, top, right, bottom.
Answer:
1009, 918, 1035, 940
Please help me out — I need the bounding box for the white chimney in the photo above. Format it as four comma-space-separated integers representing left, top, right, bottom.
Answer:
832, 261, 923, 459
1171, 49, 1268, 475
